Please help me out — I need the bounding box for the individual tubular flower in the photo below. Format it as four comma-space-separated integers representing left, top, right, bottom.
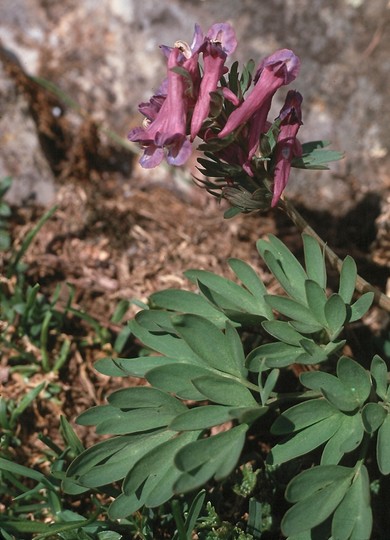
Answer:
218, 49, 301, 139
170, 23, 204, 106
242, 96, 273, 175
128, 47, 192, 168
190, 23, 237, 141
271, 90, 303, 207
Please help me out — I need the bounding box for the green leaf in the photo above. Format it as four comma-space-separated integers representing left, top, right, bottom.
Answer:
10, 381, 45, 425
225, 321, 247, 372
259, 368, 279, 405
169, 405, 268, 431
321, 413, 364, 465
257, 235, 307, 303
94, 355, 179, 378
302, 234, 326, 289
60, 415, 84, 455
98, 533, 123, 540
336, 356, 371, 407
262, 320, 305, 347
66, 431, 175, 488
226, 406, 268, 424
114, 324, 132, 353
246, 342, 303, 370
76, 388, 187, 435
149, 289, 229, 327
192, 375, 258, 407
172, 314, 246, 377
111, 299, 130, 324
338, 256, 357, 304
349, 292, 374, 322
0, 457, 51, 486
169, 405, 236, 431
361, 402, 387, 433
291, 141, 344, 170
370, 354, 388, 400
108, 386, 186, 410
224, 206, 242, 219
377, 413, 390, 474
146, 363, 215, 401
282, 466, 353, 536
331, 465, 372, 540
128, 316, 203, 365
269, 413, 341, 465
324, 294, 346, 338
265, 295, 323, 331
271, 399, 336, 435
182, 490, 207, 540
108, 431, 200, 518
304, 280, 328, 327
285, 464, 353, 503
228, 258, 274, 319
300, 369, 358, 412
184, 269, 270, 321
297, 338, 329, 364
174, 424, 248, 491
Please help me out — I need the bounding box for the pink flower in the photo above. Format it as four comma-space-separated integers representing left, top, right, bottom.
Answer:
128, 47, 192, 168
218, 49, 300, 139
243, 96, 273, 175
190, 23, 237, 140
271, 90, 303, 207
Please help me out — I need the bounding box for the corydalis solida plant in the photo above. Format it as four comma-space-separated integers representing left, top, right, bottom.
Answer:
128, 22, 304, 208
63, 21, 390, 540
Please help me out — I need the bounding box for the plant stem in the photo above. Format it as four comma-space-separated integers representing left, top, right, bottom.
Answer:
279, 197, 390, 313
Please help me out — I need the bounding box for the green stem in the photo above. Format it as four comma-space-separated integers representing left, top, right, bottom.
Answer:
279, 197, 390, 313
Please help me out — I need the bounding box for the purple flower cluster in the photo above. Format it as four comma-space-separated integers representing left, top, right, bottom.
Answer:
129, 22, 303, 207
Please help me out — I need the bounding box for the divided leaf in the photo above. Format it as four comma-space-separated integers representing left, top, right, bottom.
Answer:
282, 465, 353, 535
269, 413, 341, 465
300, 357, 370, 412
172, 314, 247, 378
150, 289, 229, 327
174, 424, 248, 492
321, 413, 364, 465
257, 235, 308, 303
184, 268, 271, 323
65, 430, 175, 489
331, 465, 372, 540
108, 431, 200, 518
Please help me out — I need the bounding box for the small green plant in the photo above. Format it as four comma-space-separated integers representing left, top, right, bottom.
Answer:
64, 232, 388, 538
